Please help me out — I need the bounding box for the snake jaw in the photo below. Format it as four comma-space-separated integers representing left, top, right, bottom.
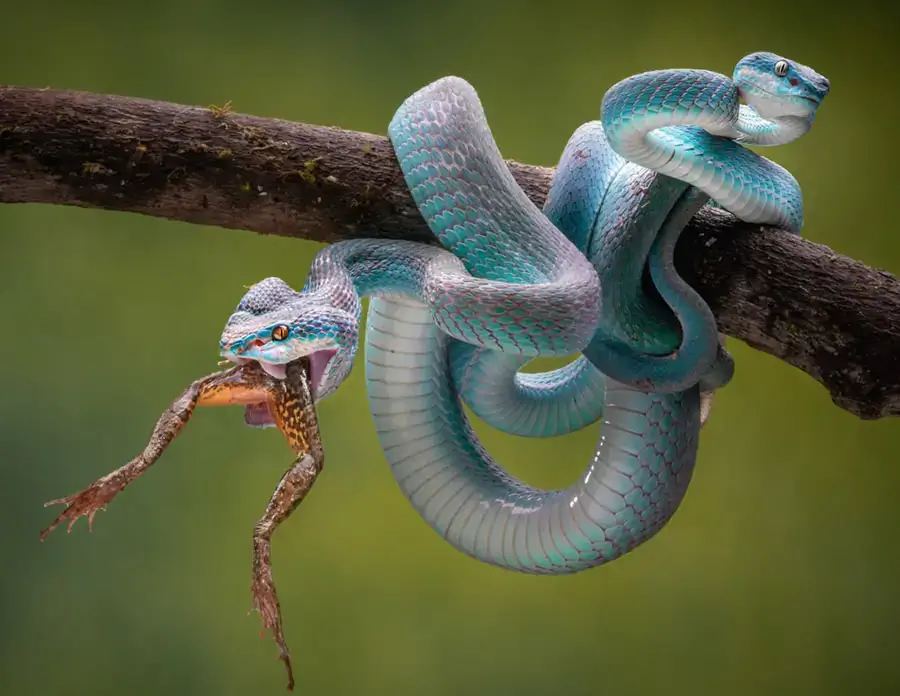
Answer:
221, 342, 338, 401
220, 336, 295, 374
733, 52, 830, 121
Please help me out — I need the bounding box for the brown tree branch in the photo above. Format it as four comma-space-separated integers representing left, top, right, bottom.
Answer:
1, 85, 898, 419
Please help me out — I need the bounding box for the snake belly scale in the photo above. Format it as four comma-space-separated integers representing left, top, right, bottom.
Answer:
219, 53, 829, 573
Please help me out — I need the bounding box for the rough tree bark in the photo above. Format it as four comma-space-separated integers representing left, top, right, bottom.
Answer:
1, 85, 898, 419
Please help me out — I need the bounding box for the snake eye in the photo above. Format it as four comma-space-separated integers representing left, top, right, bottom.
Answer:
773, 60, 789, 77
271, 325, 290, 341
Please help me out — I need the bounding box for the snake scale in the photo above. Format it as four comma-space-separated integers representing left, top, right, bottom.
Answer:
219, 52, 829, 573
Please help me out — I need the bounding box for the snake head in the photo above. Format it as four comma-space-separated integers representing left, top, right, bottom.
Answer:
218, 277, 358, 401
733, 52, 830, 120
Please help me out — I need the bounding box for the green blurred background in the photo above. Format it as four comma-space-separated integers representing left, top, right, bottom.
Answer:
2, 0, 899, 694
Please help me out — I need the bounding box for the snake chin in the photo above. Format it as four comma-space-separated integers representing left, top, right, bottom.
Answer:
255, 360, 288, 380
228, 355, 285, 377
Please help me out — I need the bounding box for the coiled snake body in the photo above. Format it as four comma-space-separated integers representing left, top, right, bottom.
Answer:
220, 53, 829, 573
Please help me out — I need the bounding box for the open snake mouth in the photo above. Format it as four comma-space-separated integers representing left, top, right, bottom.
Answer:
233, 348, 337, 399
233, 349, 336, 429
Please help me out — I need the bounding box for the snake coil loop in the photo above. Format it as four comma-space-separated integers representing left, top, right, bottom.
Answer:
220, 52, 829, 573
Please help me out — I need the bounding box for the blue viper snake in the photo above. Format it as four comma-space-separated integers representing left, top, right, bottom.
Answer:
219, 52, 830, 574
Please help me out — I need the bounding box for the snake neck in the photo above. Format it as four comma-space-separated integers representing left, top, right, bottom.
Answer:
736, 105, 814, 146
299, 250, 363, 333
600, 70, 805, 231
296, 239, 467, 401
297, 241, 425, 401
303, 239, 459, 306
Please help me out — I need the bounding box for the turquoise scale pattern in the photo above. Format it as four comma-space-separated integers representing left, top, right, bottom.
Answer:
448, 342, 607, 438
366, 296, 701, 573
220, 53, 828, 573
389, 78, 601, 357
364, 75, 707, 571
601, 68, 805, 232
